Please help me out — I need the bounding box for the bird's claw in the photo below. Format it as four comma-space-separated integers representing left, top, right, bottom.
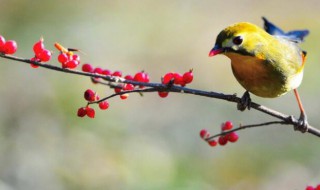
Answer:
237, 91, 251, 111
294, 114, 309, 133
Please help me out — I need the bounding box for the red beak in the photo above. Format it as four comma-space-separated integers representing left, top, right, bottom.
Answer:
209, 45, 223, 57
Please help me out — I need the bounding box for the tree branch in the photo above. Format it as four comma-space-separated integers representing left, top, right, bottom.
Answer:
1, 53, 319, 137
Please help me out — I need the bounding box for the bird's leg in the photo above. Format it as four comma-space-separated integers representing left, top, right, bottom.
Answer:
293, 88, 308, 132
237, 91, 251, 111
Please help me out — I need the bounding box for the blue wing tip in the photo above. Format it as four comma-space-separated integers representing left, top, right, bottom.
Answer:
261, 17, 309, 42
262, 16, 284, 35
261, 16, 268, 22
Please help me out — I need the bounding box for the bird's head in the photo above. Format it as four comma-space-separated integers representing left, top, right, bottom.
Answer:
209, 22, 268, 57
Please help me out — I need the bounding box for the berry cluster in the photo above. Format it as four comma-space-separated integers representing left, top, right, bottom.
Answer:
82, 63, 150, 81
82, 63, 150, 98
77, 106, 96, 118
30, 38, 52, 68
115, 83, 134, 100
55, 43, 81, 69
78, 89, 110, 118
76, 68, 194, 117
159, 69, 194, 98
0, 35, 17, 55
306, 184, 320, 190
117, 71, 150, 99
200, 121, 239, 147
162, 69, 193, 86
77, 67, 155, 117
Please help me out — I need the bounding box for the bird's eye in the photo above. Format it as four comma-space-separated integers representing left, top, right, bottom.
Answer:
233, 36, 243, 45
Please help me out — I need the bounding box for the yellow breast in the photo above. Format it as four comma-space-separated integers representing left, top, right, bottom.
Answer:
226, 52, 301, 98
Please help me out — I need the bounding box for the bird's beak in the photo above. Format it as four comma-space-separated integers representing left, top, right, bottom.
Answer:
209, 44, 224, 57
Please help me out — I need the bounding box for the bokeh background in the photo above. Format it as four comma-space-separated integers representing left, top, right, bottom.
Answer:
0, 0, 319, 189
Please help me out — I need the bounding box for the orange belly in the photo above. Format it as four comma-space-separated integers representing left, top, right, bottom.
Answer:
226, 53, 288, 98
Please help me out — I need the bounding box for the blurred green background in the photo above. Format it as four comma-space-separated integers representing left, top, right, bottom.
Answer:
0, 0, 319, 189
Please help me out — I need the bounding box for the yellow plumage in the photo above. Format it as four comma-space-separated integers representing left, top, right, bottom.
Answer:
210, 22, 305, 98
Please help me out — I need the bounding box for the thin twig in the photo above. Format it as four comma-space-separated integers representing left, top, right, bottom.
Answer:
206, 121, 288, 141
89, 87, 157, 104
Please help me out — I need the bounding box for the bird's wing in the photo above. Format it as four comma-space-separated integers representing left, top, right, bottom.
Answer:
285, 30, 310, 43
262, 17, 285, 36
264, 36, 305, 73
262, 17, 309, 43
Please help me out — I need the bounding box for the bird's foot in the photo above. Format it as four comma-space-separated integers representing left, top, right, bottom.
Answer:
293, 113, 309, 133
237, 91, 251, 111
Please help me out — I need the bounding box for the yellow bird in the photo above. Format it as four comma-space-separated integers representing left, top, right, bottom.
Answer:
209, 17, 309, 128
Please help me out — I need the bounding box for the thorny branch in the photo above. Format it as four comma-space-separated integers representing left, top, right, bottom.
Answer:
1, 53, 319, 138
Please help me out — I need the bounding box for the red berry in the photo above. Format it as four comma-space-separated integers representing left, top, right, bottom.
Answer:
306, 186, 315, 190
316, 185, 320, 190
134, 72, 147, 82
99, 101, 109, 110
183, 70, 193, 84
37, 49, 51, 62
173, 73, 184, 85
112, 71, 122, 77
30, 57, 40, 68
227, 132, 239, 143
208, 140, 217, 147
123, 83, 134, 91
93, 67, 103, 74
33, 39, 45, 54
3, 40, 17, 54
120, 94, 129, 99
58, 53, 69, 64
77, 107, 87, 117
218, 136, 228, 146
0, 35, 5, 47
92, 92, 99, 101
114, 86, 122, 93
84, 89, 96, 102
0, 37, 5, 52
86, 107, 95, 118
158, 91, 169, 98
102, 69, 112, 76
66, 60, 79, 69
134, 72, 149, 88
72, 54, 80, 62
222, 121, 233, 131
61, 62, 68, 69
144, 73, 150, 83
162, 72, 174, 84
82, 63, 94, 73
199, 129, 210, 139
125, 74, 134, 80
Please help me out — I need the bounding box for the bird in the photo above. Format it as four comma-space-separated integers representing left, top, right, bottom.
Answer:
209, 17, 309, 130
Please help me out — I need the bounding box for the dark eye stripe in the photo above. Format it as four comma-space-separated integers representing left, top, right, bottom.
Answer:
233, 36, 243, 45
